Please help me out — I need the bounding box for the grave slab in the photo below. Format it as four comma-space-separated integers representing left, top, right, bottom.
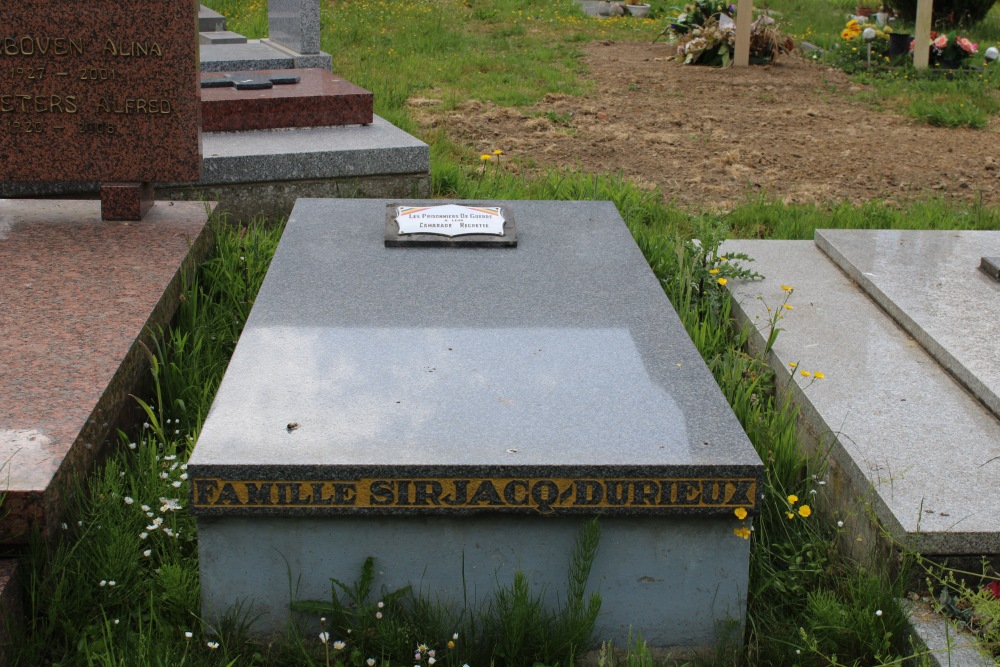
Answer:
816, 229, 1000, 422
0, 0, 201, 184
0, 200, 214, 544
189, 199, 761, 646
200, 69, 373, 132
722, 238, 1000, 556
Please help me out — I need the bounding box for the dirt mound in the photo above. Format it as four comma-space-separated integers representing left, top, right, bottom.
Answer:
414, 42, 1000, 211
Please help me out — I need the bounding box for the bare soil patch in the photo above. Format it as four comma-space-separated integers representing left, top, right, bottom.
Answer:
414, 42, 1000, 211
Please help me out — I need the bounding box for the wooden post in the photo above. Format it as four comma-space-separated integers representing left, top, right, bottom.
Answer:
733, 0, 753, 66
913, 0, 933, 69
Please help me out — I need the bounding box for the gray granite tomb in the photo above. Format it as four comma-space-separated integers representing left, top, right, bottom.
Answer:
189, 198, 762, 648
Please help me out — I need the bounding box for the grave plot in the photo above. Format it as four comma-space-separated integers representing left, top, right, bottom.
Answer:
189, 198, 763, 648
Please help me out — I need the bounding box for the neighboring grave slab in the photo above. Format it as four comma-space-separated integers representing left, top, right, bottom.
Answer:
0, 200, 214, 544
200, 69, 373, 132
816, 230, 1000, 422
723, 237, 1000, 557
0, 0, 201, 184
189, 199, 762, 647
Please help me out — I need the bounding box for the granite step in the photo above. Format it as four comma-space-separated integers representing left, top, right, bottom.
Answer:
199, 68, 373, 132
722, 236, 1000, 558
199, 30, 248, 46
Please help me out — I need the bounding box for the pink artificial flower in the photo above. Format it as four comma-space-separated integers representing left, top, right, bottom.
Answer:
956, 36, 977, 54
933, 34, 948, 49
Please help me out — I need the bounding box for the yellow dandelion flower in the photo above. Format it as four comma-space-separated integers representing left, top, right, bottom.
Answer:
783, 304, 794, 310
734, 507, 748, 520
788, 362, 798, 368
800, 370, 811, 377
493, 149, 503, 155
709, 269, 720, 275
813, 371, 825, 379
780, 285, 793, 291
480, 154, 491, 161
719, 256, 728, 261
786, 511, 795, 520
718, 278, 728, 286
733, 526, 751, 540
798, 505, 812, 518
787, 494, 798, 504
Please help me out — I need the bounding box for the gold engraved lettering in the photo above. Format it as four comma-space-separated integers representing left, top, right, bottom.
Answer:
104, 39, 162, 58
97, 97, 171, 115
190, 476, 760, 513
0, 94, 77, 114
1, 36, 83, 57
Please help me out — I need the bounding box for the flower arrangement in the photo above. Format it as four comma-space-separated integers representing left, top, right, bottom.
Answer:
665, 0, 794, 66
915, 30, 979, 63
840, 19, 892, 57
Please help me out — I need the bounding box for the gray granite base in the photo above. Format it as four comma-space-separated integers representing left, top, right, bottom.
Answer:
0, 118, 431, 221
190, 199, 761, 646
199, 515, 750, 646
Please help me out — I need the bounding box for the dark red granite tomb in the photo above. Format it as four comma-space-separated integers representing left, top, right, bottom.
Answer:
0, 0, 202, 184
200, 68, 373, 132
0, 200, 215, 545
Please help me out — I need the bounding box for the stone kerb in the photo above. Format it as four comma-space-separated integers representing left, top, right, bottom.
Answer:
0, 0, 201, 184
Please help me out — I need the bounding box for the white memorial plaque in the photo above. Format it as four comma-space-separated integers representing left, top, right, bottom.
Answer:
385, 203, 516, 247
395, 205, 506, 237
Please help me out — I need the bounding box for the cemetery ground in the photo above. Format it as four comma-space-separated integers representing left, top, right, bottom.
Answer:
8, 0, 1000, 665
